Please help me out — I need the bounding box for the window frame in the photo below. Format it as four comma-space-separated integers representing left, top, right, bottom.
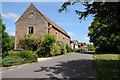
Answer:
28, 26, 34, 34
28, 13, 35, 18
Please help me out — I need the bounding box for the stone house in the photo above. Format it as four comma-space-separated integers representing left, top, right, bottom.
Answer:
78, 42, 87, 51
71, 40, 87, 51
70, 40, 79, 50
15, 3, 70, 50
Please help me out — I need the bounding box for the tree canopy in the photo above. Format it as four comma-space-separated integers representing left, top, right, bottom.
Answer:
0, 15, 14, 58
59, 2, 120, 52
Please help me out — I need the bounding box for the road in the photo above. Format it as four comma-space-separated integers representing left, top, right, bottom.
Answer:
2, 53, 98, 79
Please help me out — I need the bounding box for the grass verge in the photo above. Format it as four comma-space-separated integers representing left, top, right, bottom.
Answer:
93, 54, 120, 80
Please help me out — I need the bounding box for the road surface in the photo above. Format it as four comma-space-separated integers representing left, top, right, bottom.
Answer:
2, 53, 98, 79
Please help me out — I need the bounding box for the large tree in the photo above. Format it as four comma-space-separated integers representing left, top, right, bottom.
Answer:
59, 1, 120, 52
0, 15, 14, 58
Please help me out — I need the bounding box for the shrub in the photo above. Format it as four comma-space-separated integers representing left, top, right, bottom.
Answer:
2, 55, 24, 67
17, 50, 38, 63
37, 34, 57, 57
42, 33, 56, 48
19, 35, 42, 51
2, 50, 38, 67
56, 41, 67, 55
66, 44, 72, 53
50, 43, 61, 56
36, 46, 46, 57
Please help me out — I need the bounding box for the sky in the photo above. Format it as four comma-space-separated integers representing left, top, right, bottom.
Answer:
2, 2, 94, 44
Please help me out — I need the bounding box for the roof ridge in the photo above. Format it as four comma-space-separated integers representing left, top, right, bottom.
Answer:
31, 4, 70, 38
16, 3, 70, 38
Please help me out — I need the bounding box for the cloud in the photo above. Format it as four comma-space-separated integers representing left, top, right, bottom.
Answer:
67, 31, 74, 36
1, 13, 19, 21
79, 35, 90, 43
9, 32, 15, 36
84, 37, 89, 40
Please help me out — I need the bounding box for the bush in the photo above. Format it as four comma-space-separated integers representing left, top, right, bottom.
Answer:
2, 50, 38, 67
19, 35, 42, 51
2, 55, 24, 67
17, 51, 38, 63
37, 34, 57, 57
50, 43, 61, 56
66, 44, 72, 53
36, 47, 46, 57
56, 41, 67, 55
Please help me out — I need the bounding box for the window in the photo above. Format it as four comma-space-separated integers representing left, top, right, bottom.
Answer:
29, 27, 34, 34
48, 28, 50, 33
28, 13, 34, 18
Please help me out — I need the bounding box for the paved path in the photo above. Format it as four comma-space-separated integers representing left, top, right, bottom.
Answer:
2, 53, 97, 79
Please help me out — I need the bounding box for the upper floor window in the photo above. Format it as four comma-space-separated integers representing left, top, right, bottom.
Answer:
48, 28, 50, 33
28, 13, 34, 18
29, 27, 34, 34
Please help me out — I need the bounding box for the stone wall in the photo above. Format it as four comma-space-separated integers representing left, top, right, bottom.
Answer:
49, 26, 70, 46
15, 4, 48, 49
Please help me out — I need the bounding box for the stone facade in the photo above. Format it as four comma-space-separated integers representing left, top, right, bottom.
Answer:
15, 3, 70, 50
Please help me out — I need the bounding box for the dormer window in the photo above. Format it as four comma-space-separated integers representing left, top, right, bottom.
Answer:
28, 13, 34, 18
29, 27, 34, 34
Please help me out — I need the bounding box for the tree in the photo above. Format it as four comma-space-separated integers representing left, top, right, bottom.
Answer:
19, 35, 42, 51
37, 34, 57, 57
0, 15, 13, 58
9, 35, 15, 50
59, 2, 120, 52
42, 34, 56, 57
87, 44, 95, 51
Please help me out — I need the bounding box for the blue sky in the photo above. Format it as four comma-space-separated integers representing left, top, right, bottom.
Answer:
2, 2, 94, 44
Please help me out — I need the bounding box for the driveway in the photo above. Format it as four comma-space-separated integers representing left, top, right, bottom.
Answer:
2, 53, 98, 79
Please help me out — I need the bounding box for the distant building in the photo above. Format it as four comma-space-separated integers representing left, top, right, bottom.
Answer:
70, 40, 78, 50
78, 42, 87, 51
15, 3, 70, 50
71, 40, 87, 51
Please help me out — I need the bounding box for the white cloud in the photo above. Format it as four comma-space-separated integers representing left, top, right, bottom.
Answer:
1, 13, 19, 21
84, 37, 89, 40
9, 32, 15, 36
67, 31, 74, 36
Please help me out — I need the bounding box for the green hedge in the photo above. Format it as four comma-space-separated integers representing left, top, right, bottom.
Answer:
17, 51, 38, 63
2, 50, 38, 67
2, 55, 24, 67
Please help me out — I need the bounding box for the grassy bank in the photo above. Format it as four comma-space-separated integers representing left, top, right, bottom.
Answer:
93, 54, 120, 80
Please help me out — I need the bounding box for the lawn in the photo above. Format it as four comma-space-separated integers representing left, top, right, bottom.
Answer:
93, 54, 120, 80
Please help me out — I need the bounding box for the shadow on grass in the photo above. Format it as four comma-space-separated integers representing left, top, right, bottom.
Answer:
93, 59, 120, 80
